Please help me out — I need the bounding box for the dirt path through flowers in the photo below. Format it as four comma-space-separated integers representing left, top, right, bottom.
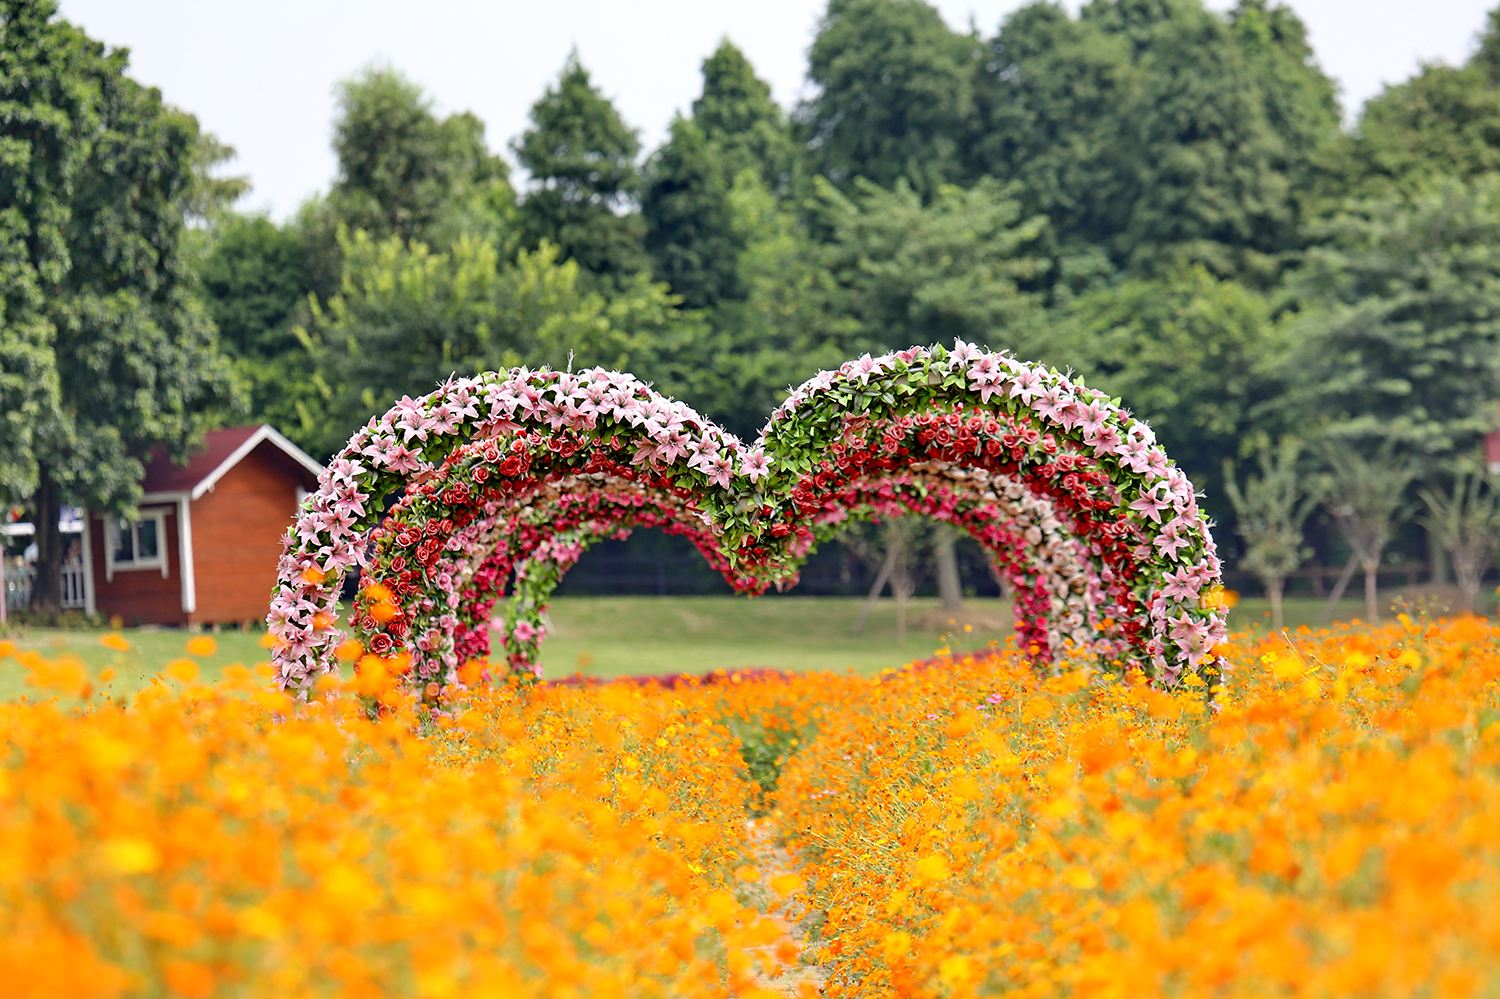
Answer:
743, 816, 827, 996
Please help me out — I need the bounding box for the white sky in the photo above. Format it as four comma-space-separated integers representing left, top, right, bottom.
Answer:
58, 0, 1497, 220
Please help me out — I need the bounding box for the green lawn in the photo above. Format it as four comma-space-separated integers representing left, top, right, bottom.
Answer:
0, 593, 1403, 700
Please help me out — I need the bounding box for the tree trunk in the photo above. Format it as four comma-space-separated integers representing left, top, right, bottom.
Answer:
1268, 577, 1285, 631
1460, 580, 1480, 615
853, 541, 897, 636
1427, 524, 1451, 585
1363, 559, 1380, 623
890, 529, 913, 647
893, 560, 913, 647
1322, 554, 1358, 620
933, 528, 963, 615
28, 467, 63, 615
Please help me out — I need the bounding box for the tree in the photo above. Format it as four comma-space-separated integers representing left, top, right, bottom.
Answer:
796, 0, 979, 198
1223, 437, 1321, 629
1328, 63, 1500, 204
198, 214, 314, 430
330, 67, 514, 247
978, 1, 1317, 283
1046, 265, 1281, 506
0, 2, 238, 612
512, 55, 646, 284
691, 40, 795, 189
811, 177, 1050, 353
969, 3, 1137, 257
1320, 445, 1416, 623
1420, 464, 1500, 613
1111, 3, 1295, 281
692, 173, 856, 437
295, 230, 702, 458
1228, 1, 1340, 179
1282, 176, 1500, 467
641, 118, 742, 310
1079, 0, 1202, 53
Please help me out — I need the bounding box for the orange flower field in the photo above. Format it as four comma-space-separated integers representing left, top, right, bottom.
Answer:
1, 616, 1498, 997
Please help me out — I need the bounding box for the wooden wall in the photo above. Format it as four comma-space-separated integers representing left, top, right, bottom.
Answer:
189, 443, 310, 625
88, 503, 186, 626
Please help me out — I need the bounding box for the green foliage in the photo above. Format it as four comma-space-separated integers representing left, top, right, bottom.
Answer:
1046, 266, 1280, 493
972, 0, 1330, 285
811, 177, 1050, 352
0, 1, 237, 508
1113, 5, 1294, 281
969, 3, 1136, 258
1419, 463, 1500, 610
1223, 437, 1321, 624
512, 55, 646, 283
642, 118, 742, 310
797, 0, 979, 198
1327, 63, 1500, 203
1228, 0, 1340, 185
1319, 443, 1418, 621
293, 230, 701, 457
198, 214, 315, 430
724, 711, 813, 803
691, 40, 795, 190
330, 68, 514, 248
685, 174, 854, 437
1282, 175, 1500, 464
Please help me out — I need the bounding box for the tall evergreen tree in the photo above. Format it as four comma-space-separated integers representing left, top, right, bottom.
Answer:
691, 40, 794, 190
330, 67, 514, 248
641, 118, 742, 310
0, 1, 238, 612
796, 0, 979, 198
512, 54, 646, 284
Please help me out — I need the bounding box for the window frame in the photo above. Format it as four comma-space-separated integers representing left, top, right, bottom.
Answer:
104, 509, 168, 580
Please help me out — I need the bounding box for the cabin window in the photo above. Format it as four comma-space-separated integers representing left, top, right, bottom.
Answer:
107, 511, 167, 575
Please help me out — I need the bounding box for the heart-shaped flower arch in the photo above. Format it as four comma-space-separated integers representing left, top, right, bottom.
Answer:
269, 343, 1227, 695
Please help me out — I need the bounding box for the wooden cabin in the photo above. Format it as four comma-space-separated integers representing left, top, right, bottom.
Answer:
81, 425, 322, 626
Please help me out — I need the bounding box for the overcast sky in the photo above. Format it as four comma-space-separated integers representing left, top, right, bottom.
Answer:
58, 0, 1497, 220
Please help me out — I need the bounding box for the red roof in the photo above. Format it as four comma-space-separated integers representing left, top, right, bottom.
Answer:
141, 425, 323, 497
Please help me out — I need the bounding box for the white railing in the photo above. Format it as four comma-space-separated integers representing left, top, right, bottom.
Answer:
4, 561, 87, 611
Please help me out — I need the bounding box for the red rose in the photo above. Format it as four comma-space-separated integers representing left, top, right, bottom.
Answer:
368, 633, 394, 656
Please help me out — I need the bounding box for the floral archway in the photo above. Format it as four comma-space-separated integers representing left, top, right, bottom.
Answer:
268, 343, 1227, 696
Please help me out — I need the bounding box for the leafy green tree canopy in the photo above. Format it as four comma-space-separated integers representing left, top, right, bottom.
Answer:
512, 54, 646, 283
691, 40, 795, 189
797, 0, 978, 198
641, 117, 741, 311
0, 0, 238, 610
331, 67, 515, 247
1282, 175, 1500, 465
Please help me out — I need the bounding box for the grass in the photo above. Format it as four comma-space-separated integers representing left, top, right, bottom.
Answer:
0, 593, 1409, 700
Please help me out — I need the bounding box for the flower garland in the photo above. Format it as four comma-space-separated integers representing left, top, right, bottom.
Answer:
269, 343, 1226, 695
